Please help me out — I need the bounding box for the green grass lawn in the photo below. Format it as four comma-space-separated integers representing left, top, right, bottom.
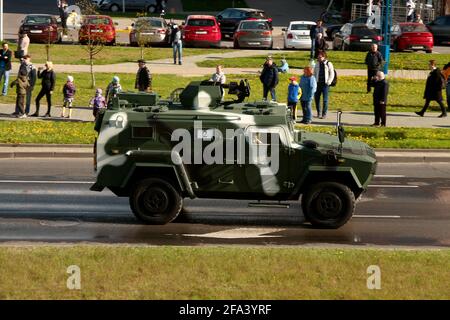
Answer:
0, 246, 448, 299
197, 51, 450, 70
17, 44, 230, 65
0, 73, 444, 113
0, 120, 449, 148
182, 0, 248, 11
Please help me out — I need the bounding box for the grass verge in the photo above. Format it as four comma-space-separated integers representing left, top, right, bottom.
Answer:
0, 246, 448, 299
181, 0, 248, 11
0, 73, 445, 113
20, 44, 230, 65
197, 51, 450, 70
0, 120, 449, 148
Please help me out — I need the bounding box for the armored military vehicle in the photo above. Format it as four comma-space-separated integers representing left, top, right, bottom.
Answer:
91, 80, 377, 228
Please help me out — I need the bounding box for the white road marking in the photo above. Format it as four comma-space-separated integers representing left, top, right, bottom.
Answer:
368, 185, 419, 188
374, 175, 405, 178
0, 180, 94, 184
354, 215, 401, 219
183, 227, 285, 239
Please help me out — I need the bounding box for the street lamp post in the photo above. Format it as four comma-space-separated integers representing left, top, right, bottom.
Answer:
0, 0, 3, 42
381, 0, 392, 75
122, 0, 125, 13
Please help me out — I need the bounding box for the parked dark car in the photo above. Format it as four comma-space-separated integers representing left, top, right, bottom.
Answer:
426, 15, 450, 45
216, 8, 272, 39
325, 16, 370, 40
130, 17, 169, 47
19, 14, 63, 44
332, 23, 382, 51
391, 22, 433, 53
233, 20, 273, 49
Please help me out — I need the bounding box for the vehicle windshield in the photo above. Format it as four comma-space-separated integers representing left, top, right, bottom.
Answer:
246, 11, 266, 19
401, 24, 429, 32
290, 24, 313, 30
240, 21, 269, 30
136, 19, 164, 28
353, 26, 378, 36
24, 16, 52, 25
187, 19, 215, 27
85, 17, 111, 25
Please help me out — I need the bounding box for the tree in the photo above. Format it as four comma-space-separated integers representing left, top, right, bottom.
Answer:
75, 0, 98, 15
80, 28, 108, 88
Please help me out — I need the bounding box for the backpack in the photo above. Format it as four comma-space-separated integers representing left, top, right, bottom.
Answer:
326, 61, 337, 87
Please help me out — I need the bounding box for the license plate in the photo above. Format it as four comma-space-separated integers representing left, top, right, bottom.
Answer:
411, 46, 423, 49
196, 31, 207, 34
30, 30, 42, 34
360, 39, 372, 42
248, 42, 260, 45
91, 29, 103, 33
297, 36, 309, 40
141, 32, 154, 35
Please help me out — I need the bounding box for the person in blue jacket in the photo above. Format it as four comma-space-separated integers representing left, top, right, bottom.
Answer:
287, 76, 299, 121
299, 66, 317, 124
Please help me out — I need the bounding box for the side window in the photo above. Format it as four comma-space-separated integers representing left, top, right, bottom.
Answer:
446, 17, 450, 25
219, 9, 232, 19
434, 17, 445, 25
230, 10, 244, 18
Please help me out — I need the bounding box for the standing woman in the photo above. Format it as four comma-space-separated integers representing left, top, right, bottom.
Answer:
299, 66, 317, 124
443, 62, 450, 112
31, 61, 56, 117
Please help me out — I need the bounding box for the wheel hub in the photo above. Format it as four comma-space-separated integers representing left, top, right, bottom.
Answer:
316, 191, 342, 218
142, 187, 169, 214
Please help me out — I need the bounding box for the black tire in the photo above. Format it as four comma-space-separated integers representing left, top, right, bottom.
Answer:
148, 5, 157, 13
110, 4, 120, 12
426, 49, 432, 54
301, 182, 355, 229
130, 178, 183, 225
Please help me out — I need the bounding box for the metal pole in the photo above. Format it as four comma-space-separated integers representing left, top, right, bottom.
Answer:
0, 0, 3, 42
122, 0, 125, 13
382, 0, 391, 75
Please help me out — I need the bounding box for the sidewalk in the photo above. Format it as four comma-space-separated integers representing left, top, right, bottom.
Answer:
0, 143, 449, 162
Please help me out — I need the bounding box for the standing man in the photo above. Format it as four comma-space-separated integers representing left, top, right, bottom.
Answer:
372, 71, 389, 127
313, 51, 334, 119
406, 0, 416, 22
17, 31, 30, 60
170, 24, 182, 65
13, 55, 36, 116
415, 60, 447, 118
0, 43, 13, 96
31, 61, 56, 118
57, 0, 68, 33
364, 44, 384, 93
309, 19, 324, 60
135, 59, 152, 92
443, 62, 450, 111
10, 68, 29, 118
259, 57, 279, 101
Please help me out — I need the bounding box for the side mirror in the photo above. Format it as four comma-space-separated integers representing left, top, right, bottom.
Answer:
181, 21, 185, 26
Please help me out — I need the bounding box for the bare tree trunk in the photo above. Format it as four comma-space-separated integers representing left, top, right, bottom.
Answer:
90, 51, 95, 88
46, 44, 50, 61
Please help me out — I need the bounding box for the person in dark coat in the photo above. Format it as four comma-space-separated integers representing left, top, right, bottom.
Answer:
259, 57, 279, 101
415, 60, 447, 118
309, 19, 324, 59
31, 61, 56, 117
135, 59, 152, 92
0, 42, 12, 96
12, 55, 36, 116
314, 33, 328, 59
10, 68, 29, 118
364, 44, 384, 93
372, 71, 389, 127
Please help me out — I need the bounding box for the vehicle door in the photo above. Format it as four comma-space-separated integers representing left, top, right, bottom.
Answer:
429, 16, 448, 41
217, 9, 235, 34
242, 126, 291, 197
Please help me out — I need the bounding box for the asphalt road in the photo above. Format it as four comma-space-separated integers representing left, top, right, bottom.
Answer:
0, 158, 449, 247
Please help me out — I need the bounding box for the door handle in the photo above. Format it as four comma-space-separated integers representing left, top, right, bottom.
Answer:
218, 178, 234, 185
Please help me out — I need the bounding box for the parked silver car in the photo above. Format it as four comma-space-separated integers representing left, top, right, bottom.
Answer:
233, 20, 273, 49
93, 0, 161, 13
129, 17, 169, 46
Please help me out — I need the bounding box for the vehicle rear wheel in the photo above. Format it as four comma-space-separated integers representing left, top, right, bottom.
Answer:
110, 4, 120, 12
426, 49, 432, 54
301, 182, 355, 229
130, 178, 183, 224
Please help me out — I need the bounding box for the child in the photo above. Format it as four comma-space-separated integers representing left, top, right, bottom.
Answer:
105, 76, 122, 105
90, 88, 106, 118
61, 75, 76, 118
287, 76, 300, 121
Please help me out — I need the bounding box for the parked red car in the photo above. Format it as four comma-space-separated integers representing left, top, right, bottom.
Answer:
391, 22, 433, 53
19, 14, 63, 44
182, 15, 221, 47
79, 15, 116, 45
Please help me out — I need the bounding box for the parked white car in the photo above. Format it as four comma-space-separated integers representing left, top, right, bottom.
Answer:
283, 20, 316, 49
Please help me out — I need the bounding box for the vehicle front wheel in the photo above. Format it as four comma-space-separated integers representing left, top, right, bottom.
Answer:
426, 49, 432, 54
130, 178, 183, 224
110, 4, 120, 12
301, 182, 355, 228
